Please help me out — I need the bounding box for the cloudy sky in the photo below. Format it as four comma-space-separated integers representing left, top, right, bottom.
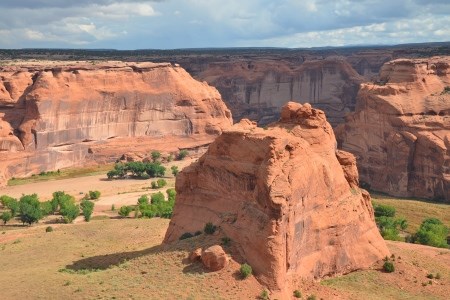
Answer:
0, 0, 449, 49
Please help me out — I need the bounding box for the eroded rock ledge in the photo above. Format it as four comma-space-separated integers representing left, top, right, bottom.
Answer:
164, 102, 388, 296
0, 61, 232, 184
337, 56, 450, 202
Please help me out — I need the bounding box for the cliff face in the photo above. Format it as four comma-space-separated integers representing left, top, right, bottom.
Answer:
0, 61, 232, 184
194, 59, 364, 126
337, 57, 450, 202
164, 102, 388, 296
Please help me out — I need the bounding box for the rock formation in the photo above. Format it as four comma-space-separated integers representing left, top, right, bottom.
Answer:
0, 61, 232, 185
194, 59, 364, 126
337, 57, 450, 202
164, 102, 389, 296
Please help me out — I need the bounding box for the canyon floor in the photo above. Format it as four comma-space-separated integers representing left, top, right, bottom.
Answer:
0, 162, 449, 300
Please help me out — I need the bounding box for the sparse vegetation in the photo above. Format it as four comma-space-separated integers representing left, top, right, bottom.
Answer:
204, 222, 217, 234
221, 236, 231, 246
259, 289, 269, 300
307, 295, 317, 300
88, 190, 101, 200
46, 226, 53, 232
151, 151, 161, 162
293, 290, 302, 298
441, 86, 450, 95
118, 206, 133, 217
179, 232, 194, 240
240, 263, 252, 279
151, 179, 167, 189
383, 261, 395, 273
177, 150, 189, 160
171, 165, 179, 176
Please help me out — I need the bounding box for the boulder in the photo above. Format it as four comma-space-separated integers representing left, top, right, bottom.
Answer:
201, 245, 228, 271
164, 102, 389, 296
189, 248, 202, 262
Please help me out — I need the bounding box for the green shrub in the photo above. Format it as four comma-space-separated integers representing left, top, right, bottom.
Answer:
88, 190, 101, 200
60, 202, 80, 224
259, 289, 269, 300
80, 200, 95, 222
151, 192, 165, 205
151, 151, 161, 162
221, 236, 231, 246
166, 188, 176, 202
138, 195, 149, 206
204, 222, 217, 234
194, 230, 202, 236
171, 165, 179, 176
151, 181, 158, 189
19, 194, 43, 225
111, 204, 115, 211
374, 204, 396, 217
51, 191, 74, 212
426, 273, 434, 279
157, 179, 167, 188
40, 201, 53, 216
240, 263, 252, 279
179, 232, 194, 240
167, 154, 174, 162
293, 290, 302, 298
435, 273, 441, 279
118, 206, 133, 217
383, 261, 395, 273
1, 211, 12, 225
414, 218, 449, 248
177, 150, 189, 160
46, 226, 53, 232
307, 295, 317, 300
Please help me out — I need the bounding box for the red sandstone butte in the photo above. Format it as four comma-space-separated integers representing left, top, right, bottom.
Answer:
0, 61, 232, 185
164, 102, 389, 297
337, 57, 450, 202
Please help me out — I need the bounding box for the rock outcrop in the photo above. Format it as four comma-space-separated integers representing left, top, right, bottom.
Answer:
195, 59, 363, 126
337, 57, 450, 202
200, 245, 229, 271
0, 61, 232, 185
164, 102, 389, 296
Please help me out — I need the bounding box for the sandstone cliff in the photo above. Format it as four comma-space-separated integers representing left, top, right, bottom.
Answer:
164, 102, 388, 296
194, 59, 364, 126
0, 61, 232, 185
337, 57, 450, 202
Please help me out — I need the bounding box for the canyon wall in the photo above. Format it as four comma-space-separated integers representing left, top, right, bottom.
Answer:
164, 102, 388, 297
0, 61, 232, 185
191, 58, 365, 126
337, 57, 450, 202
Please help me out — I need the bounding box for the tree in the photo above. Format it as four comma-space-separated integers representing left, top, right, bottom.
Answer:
1, 195, 19, 216
374, 204, 396, 217
1, 211, 11, 225
60, 202, 80, 224
151, 151, 161, 162
171, 165, 179, 176
414, 218, 449, 248
80, 200, 95, 222
52, 191, 75, 213
19, 194, 43, 225
40, 201, 53, 216
157, 179, 167, 188
166, 188, 176, 202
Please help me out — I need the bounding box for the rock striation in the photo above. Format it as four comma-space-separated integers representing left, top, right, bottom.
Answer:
0, 61, 232, 185
164, 102, 389, 296
195, 59, 364, 126
337, 57, 450, 202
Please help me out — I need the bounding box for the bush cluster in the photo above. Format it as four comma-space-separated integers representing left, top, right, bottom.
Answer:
410, 218, 449, 248
373, 204, 407, 241
107, 162, 165, 179
151, 179, 167, 189
122, 189, 176, 220
240, 263, 252, 279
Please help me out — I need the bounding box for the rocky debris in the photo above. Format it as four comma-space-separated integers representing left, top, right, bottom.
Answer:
200, 245, 229, 271
164, 102, 389, 297
337, 57, 450, 202
189, 248, 202, 262
0, 61, 232, 185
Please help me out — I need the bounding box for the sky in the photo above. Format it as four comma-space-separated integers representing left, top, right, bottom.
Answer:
0, 0, 449, 49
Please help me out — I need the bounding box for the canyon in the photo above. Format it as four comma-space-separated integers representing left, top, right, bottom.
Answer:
0, 61, 232, 185
337, 57, 450, 202
164, 102, 389, 297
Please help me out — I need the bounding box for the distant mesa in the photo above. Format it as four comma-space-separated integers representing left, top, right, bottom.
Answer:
0, 61, 232, 185
164, 102, 389, 297
337, 56, 450, 202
